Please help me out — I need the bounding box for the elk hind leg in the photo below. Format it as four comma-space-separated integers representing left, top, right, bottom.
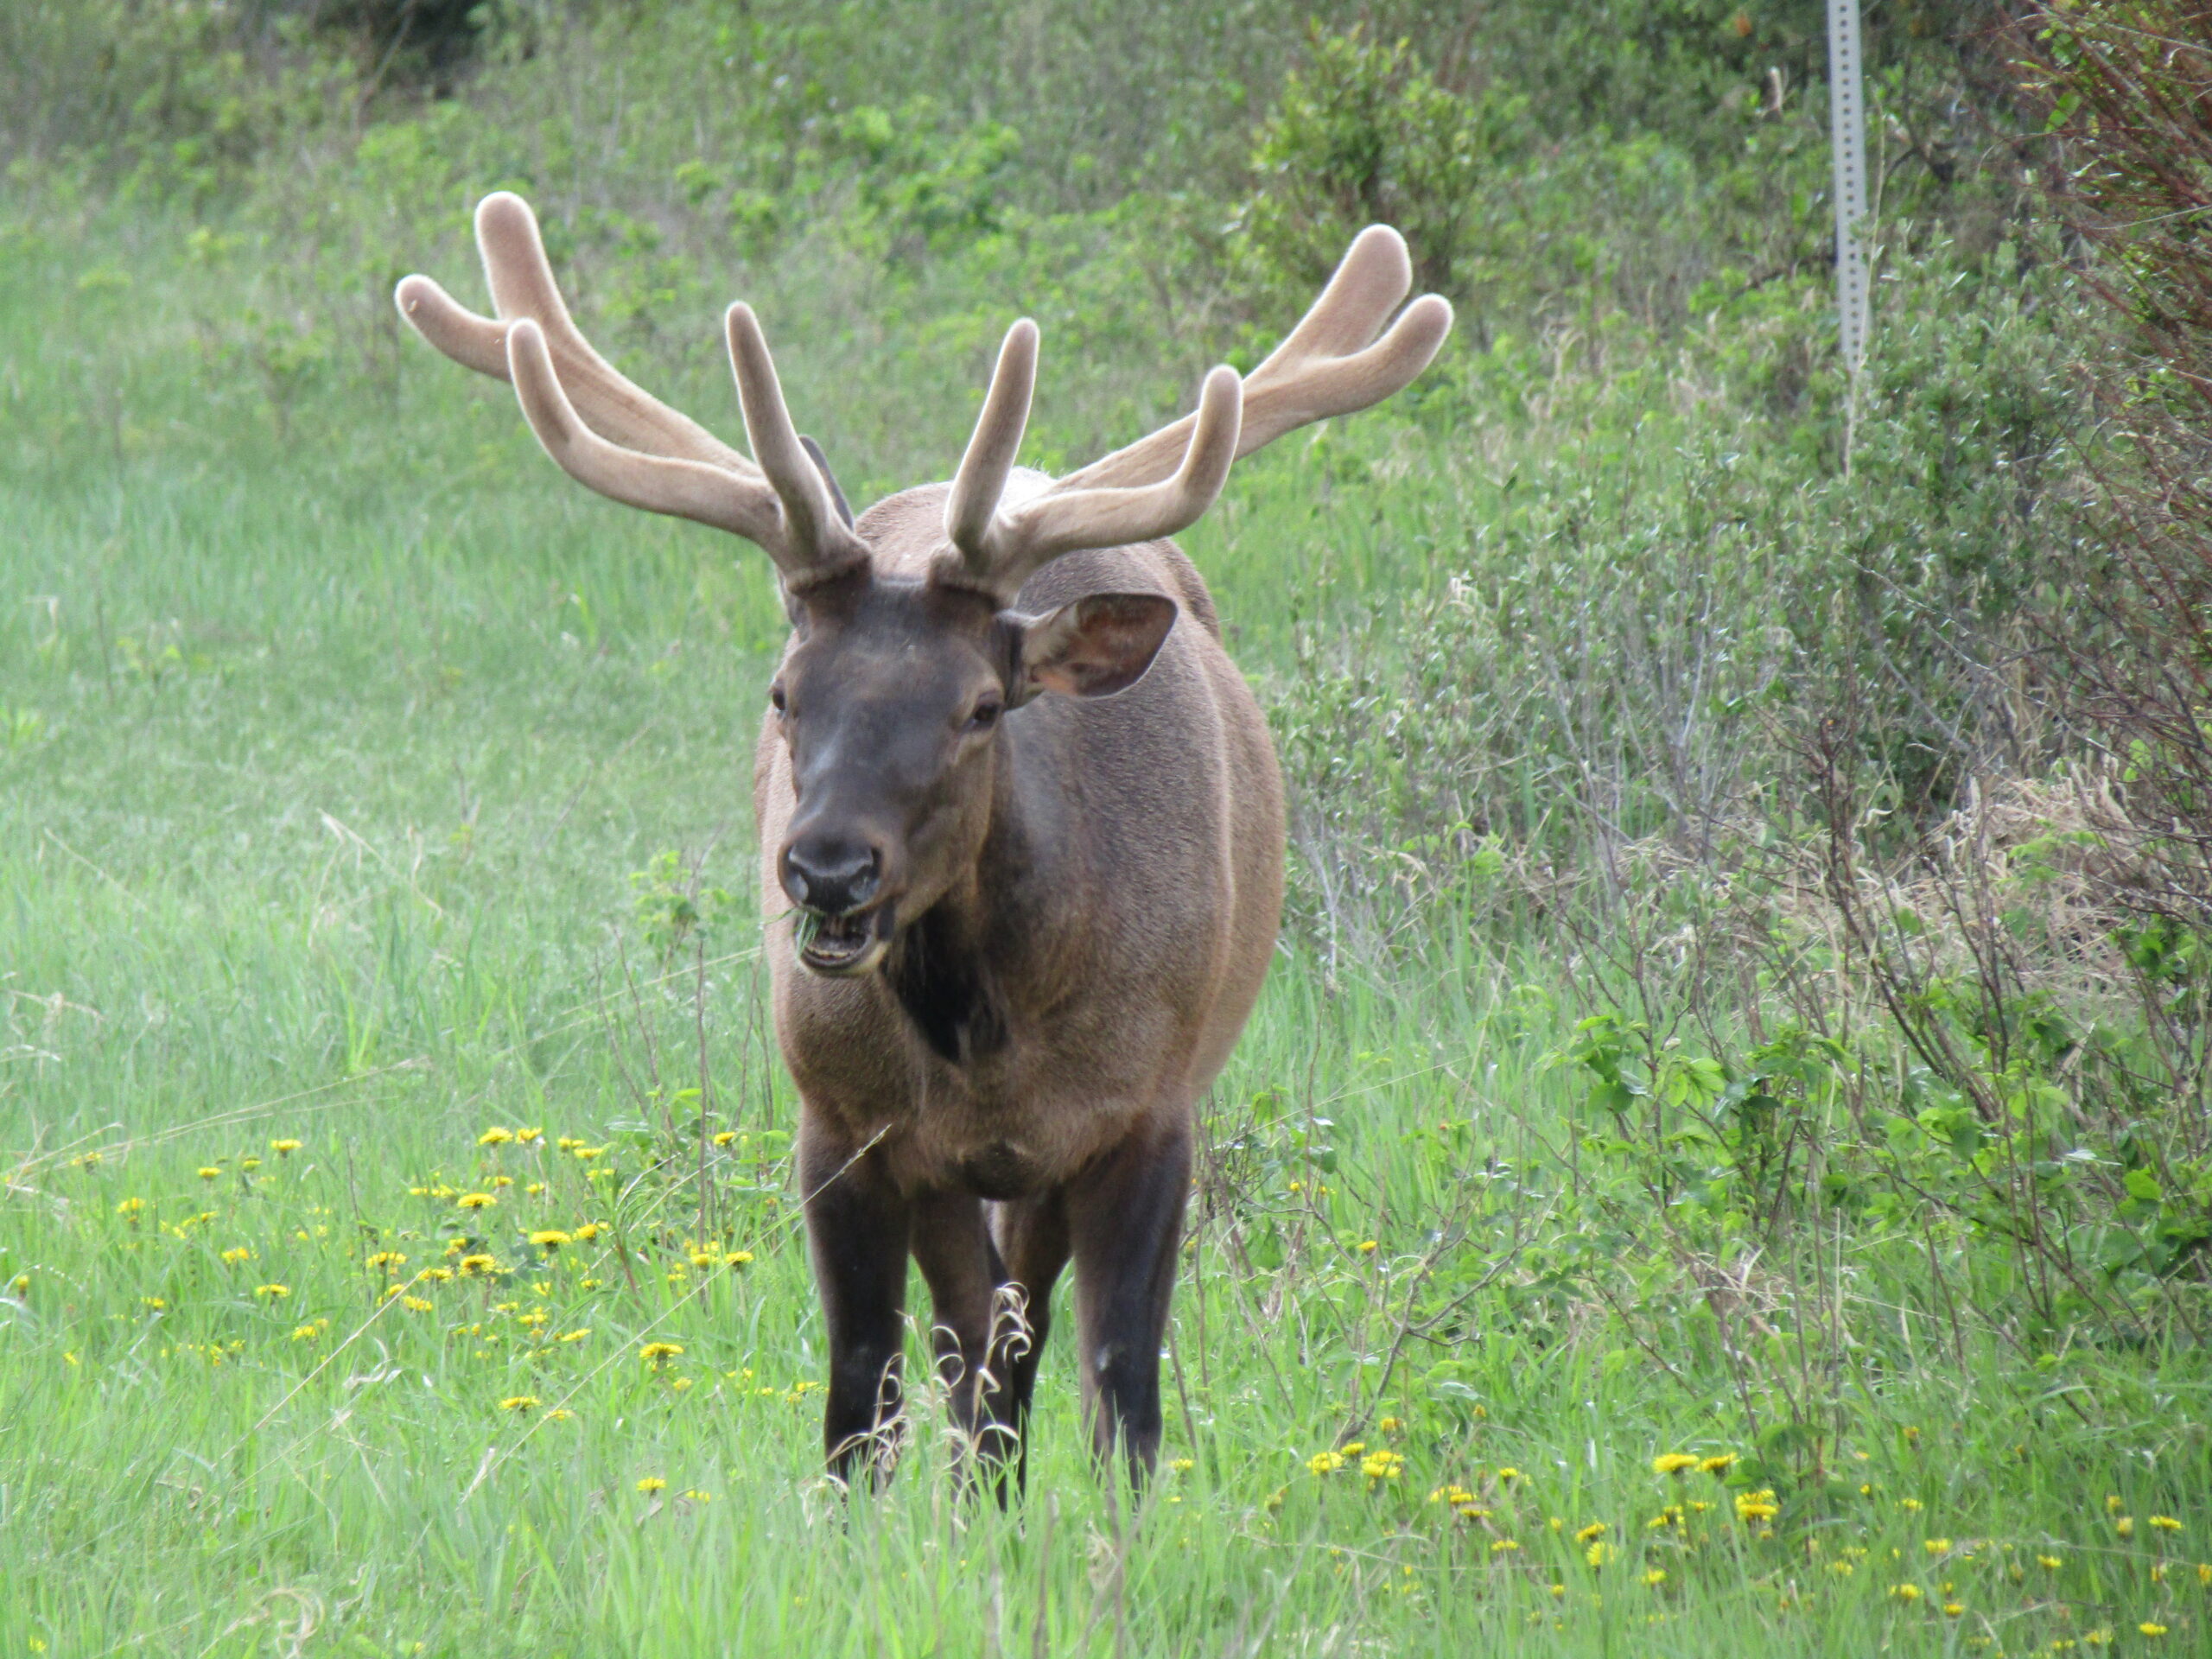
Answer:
909, 1190, 1007, 1476
988, 1191, 1071, 1494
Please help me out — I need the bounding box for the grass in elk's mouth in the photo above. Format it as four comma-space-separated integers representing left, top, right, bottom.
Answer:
786, 906, 826, 957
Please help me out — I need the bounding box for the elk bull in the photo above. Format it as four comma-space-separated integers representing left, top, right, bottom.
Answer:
396, 195, 1449, 1484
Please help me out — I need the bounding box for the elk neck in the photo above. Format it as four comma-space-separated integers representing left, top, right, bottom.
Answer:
878, 707, 1081, 1070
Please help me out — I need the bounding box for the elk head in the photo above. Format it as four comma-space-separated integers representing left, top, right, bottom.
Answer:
396, 193, 1450, 976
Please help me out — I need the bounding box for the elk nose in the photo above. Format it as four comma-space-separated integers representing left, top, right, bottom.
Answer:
780, 838, 880, 916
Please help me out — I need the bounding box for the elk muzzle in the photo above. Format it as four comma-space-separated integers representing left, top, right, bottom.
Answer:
781, 833, 895, 976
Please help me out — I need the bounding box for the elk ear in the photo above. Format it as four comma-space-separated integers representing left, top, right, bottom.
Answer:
1014, 593, 1178, 702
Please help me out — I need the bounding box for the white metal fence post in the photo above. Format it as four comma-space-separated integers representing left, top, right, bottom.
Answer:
1827, 0, 1871, 382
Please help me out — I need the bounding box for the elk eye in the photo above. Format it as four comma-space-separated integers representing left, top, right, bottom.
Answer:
769, 683, 788, 715
965, 698, 1002, 732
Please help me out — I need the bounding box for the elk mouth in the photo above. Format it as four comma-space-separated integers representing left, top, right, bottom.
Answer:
794, 902, 894, 978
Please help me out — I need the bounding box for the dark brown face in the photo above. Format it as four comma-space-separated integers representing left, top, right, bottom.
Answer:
769, 569, 1178, 977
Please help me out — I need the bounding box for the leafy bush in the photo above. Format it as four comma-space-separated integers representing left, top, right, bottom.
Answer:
1232, 25, 1527, 303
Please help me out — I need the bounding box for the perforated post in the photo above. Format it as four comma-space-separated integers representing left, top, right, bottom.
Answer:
1827, 0, 1870, 378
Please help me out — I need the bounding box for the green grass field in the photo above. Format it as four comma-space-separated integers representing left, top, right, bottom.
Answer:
6, 16, 2212, 1649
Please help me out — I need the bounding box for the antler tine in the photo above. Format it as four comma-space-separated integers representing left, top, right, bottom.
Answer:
1050, 226, 1452, 496
944, 318, 1039, 575
468, 193, 752, 472
944, 365, 1243, 601
504, 318, 789, 554
725, 304, 869, 583
397, 190, 875, 582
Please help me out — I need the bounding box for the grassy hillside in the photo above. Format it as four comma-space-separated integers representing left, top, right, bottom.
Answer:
4, 3, 2210, 1654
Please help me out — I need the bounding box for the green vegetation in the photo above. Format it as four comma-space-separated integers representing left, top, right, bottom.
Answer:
4, 2, 2210, 1653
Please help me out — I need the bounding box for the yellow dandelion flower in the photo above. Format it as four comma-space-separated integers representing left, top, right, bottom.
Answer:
1926, 1538, 1953, 1555
499, 1395, 540, 1413
574, 1146, 604, 1161
1378, 1415, 1401, 1432
1901, 1497, 1923, 1512
557, 1328, 591, 1343
636, 1477, 667, 1493
683, 1489, 712, 1502
1167, 1458, 1194, 1473
2150, 1516, 2182, 1532
1585, 1541, 1615, 1568
479, 1128, 514, 1147
2108, 1496, 2126, 1514
2117, 1518, 2136, 1539
1642, 1569, 1666, 1586
253, 1283, 289, 1299
115, 1197, 145, 1217
1548, 1584, 1566, 1599
2197, 1562, 2211, 1586
1341, 1442, 1365, 1456
240, 1157, 262, 1171
1576, 1522, 1609, 1544
7, 1274, 26, 1294
724, 1251, 753, 1268
1829, 1561, 1855, 1576
580, 1277, 601, 1290
670, 1376, 694, 1393
2038, 1555, 2064, 1570
1497, 1466, 1522, 1484
456, 1192, 496, 1211
367, 1251, 407, 1269
1492, 1539, 1521, 1554
197, 1166, 221, 1180
524, 1181, 545, 1195
572, 1222, 603, 1242
424, 1267, 454, 1282
1735, 1490, 1779, 1522
1943, 1602, 1966, 1618
1652, 1453, 1700, 1476
1307, 1451, 1345, 1476
403, 1297, 433, 1313
639, 1341, 684, 1364
289, 1322, 321, 1341
1891, 1584, 1923, 1601
2139, 1624, 2167, 1639
713, 1131, 737, 1147
1361, 1449, 1404, 1480
491, 1175, 513, 1188
530, 1230, 571, 1250
271, 1140, 301, 1155
1357, 1240, 1378, 1254
1700, 1453, 1736, 1474
689, 1250, 717, 1268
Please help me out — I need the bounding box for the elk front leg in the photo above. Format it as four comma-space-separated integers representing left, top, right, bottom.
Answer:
800, 1114, 911, 1486
1065, 1118, 1192, 1482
